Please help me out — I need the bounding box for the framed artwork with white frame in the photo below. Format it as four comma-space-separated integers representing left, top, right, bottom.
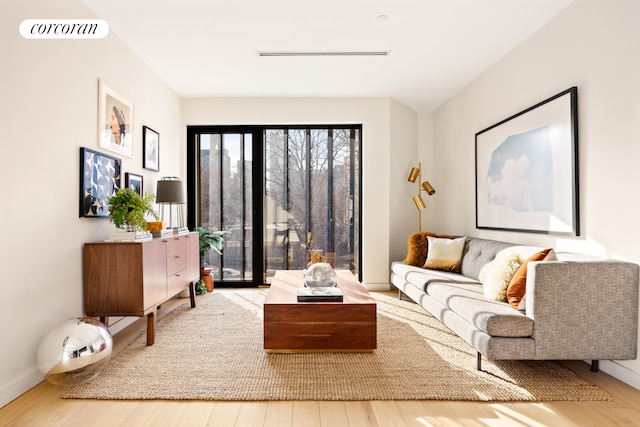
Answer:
98, 79, 134, 157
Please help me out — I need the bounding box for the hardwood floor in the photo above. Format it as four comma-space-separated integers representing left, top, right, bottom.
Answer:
2, 291, 640, 427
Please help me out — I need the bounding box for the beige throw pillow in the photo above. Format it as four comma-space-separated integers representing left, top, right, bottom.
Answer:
480, 253, 522, 302
423, 236, 466, 272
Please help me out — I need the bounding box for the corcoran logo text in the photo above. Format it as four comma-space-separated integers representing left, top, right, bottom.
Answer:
20, 19, 109, 39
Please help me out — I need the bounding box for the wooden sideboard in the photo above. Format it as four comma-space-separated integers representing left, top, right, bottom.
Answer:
83, 232, 199, 345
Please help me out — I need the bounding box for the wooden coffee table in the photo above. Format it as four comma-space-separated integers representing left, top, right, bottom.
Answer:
263, 270, 377, 352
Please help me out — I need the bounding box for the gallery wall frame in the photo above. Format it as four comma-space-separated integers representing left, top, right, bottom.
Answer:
143, 126, 159, 171
80, 147, 122, 218
125, 172, 143, 196
98, 79, 134, 157
475, 87, 579, 235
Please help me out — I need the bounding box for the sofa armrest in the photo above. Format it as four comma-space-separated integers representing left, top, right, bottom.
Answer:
526, 260, 639, 360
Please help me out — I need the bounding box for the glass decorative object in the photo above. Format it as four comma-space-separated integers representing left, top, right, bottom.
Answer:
304, 262, 337, 287
37, 317, 113, 386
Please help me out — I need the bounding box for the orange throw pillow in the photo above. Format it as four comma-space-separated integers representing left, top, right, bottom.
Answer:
506, 248, 553, 309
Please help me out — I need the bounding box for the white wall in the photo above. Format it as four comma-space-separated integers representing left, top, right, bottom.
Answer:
182, 97, 416, 289
431, 0, 640, 388
389, 100, 422, 262
1, 0, 182, 407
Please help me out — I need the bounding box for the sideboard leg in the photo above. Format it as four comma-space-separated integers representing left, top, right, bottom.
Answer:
146, 310, 156, 346
189, 282, 196, 308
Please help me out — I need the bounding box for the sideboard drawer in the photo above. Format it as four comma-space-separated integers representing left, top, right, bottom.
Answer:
168, 270, 187, 296
167, 250, 187, 276
166, 237, 186, 256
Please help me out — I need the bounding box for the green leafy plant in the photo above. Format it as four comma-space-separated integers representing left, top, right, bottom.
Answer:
107, 187, 159, 232
195, 279, 207, 295
194, 226, 226, 257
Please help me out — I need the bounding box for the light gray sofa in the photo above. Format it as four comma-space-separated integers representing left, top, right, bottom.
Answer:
390, 235, 639, 371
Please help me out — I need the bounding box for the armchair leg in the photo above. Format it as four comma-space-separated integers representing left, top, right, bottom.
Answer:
477, 352, 482, 371
591, 360, 599, 372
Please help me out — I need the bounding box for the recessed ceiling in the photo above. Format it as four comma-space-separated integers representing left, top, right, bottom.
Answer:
83, 0, 573, 112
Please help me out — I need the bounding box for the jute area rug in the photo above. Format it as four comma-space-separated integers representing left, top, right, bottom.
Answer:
63, 289, 609, 402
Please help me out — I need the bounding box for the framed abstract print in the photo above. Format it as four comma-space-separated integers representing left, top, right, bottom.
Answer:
475, 87, 579, 235
80, 147, 122, 218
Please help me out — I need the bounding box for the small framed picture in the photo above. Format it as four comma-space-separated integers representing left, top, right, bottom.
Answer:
80, 147, 122, 218
98, 80, 134, 157
143, 126, 159, 171
125, 172, 143, 196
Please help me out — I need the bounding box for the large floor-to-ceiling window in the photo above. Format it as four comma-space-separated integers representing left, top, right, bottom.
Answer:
187, 125, 361, 286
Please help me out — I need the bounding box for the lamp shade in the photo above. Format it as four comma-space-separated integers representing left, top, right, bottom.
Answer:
421, 181, 435, 195
412, 195, 426, 211
407, 167, 420, 183
156, 178, 186, 204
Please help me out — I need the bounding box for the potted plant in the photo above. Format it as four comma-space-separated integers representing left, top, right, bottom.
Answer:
107, 187, 159, 232
194, 226, 225, 292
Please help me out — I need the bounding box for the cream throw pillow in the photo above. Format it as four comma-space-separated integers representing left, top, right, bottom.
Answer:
423, 236, 466, 272
479, 253, 522, 302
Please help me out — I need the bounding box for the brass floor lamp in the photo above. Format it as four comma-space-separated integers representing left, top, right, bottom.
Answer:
407, 162, 435, 232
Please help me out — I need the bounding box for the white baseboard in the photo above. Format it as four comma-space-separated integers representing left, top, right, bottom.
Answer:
598, 360, 640, 391
362, 282, 392, 292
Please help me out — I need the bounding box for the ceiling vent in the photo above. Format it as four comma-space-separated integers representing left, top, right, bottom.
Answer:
257, 51, 390, 57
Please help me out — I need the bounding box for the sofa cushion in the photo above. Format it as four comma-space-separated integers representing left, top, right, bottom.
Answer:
391, 262, 479, 293
426, 282, 534, 337
507, 248, 556, 310
423, 236, 466, 272
459, 238, 516, 280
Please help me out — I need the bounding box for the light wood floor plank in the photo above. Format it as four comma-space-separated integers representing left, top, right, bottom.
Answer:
344, 401, 378, 427
292, 401, 321, 427
318, 401, 349, 427
448, 401, 498, 427
63, 400, 116, 427
370, 400, 405, 427
120, 400, 163, 427
177, 401, 216, 427
235, 402, 267, 427
263, 400, 293, 427
148, 401, 190, 427
0, 382, 60, 426
28, 395, 86, 427
484, 403, 571, 427
395, 400, 440, 427
549, 401, 623, 427
208, 402, 242, 426
419, 401, 468, 427
90, 400, 143, 427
